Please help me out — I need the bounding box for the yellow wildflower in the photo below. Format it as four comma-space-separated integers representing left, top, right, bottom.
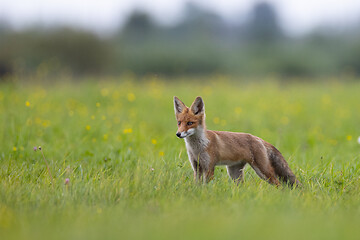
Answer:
234, 107, 242, 114
42, 120, 50, 128
123, 128, 133, 134
127, 93, 136, 102
103, 134, 108, 141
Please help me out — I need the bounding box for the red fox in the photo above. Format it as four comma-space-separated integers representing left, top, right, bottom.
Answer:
174, 96, 300, 186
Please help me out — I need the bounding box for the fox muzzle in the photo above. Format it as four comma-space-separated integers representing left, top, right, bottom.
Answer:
176, 128, 195, 138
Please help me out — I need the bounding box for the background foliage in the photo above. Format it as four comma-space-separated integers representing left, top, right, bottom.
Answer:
1, 2, 360, 78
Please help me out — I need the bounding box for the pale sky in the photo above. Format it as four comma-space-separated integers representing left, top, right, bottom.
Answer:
0, 0, 360, 36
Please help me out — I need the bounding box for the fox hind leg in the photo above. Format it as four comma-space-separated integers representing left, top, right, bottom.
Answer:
250, 150, 280, 186
227, 162, 247, 184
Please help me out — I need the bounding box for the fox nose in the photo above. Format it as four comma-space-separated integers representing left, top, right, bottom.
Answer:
176, 132, 181, 138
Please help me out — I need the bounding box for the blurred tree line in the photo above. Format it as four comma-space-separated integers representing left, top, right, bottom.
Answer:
1, 1, 360, 79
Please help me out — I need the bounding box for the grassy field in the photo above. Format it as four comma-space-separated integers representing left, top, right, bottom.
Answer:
1, 77, 360, 239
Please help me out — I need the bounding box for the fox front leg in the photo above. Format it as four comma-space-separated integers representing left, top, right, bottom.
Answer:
192, 160, 204, 182
205, 166, 215, 183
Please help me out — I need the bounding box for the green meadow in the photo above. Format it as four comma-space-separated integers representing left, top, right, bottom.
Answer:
1, 77, 360, 239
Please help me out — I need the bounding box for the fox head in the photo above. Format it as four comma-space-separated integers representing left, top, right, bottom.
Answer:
174, 96, 205, 138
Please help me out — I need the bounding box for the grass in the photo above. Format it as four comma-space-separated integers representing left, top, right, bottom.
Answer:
1, 77, 360, 239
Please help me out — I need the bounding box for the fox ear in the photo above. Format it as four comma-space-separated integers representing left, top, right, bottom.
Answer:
174, 96, 186, 114
190, 96, 204, 115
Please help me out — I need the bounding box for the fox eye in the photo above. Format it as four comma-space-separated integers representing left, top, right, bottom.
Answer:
187, 122, 194, 126
178, 121, 181, 126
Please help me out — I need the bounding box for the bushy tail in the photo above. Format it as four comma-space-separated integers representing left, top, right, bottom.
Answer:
268, 145, 301, 187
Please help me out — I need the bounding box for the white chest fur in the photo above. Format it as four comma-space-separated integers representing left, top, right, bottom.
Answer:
184, 130, 210, 169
